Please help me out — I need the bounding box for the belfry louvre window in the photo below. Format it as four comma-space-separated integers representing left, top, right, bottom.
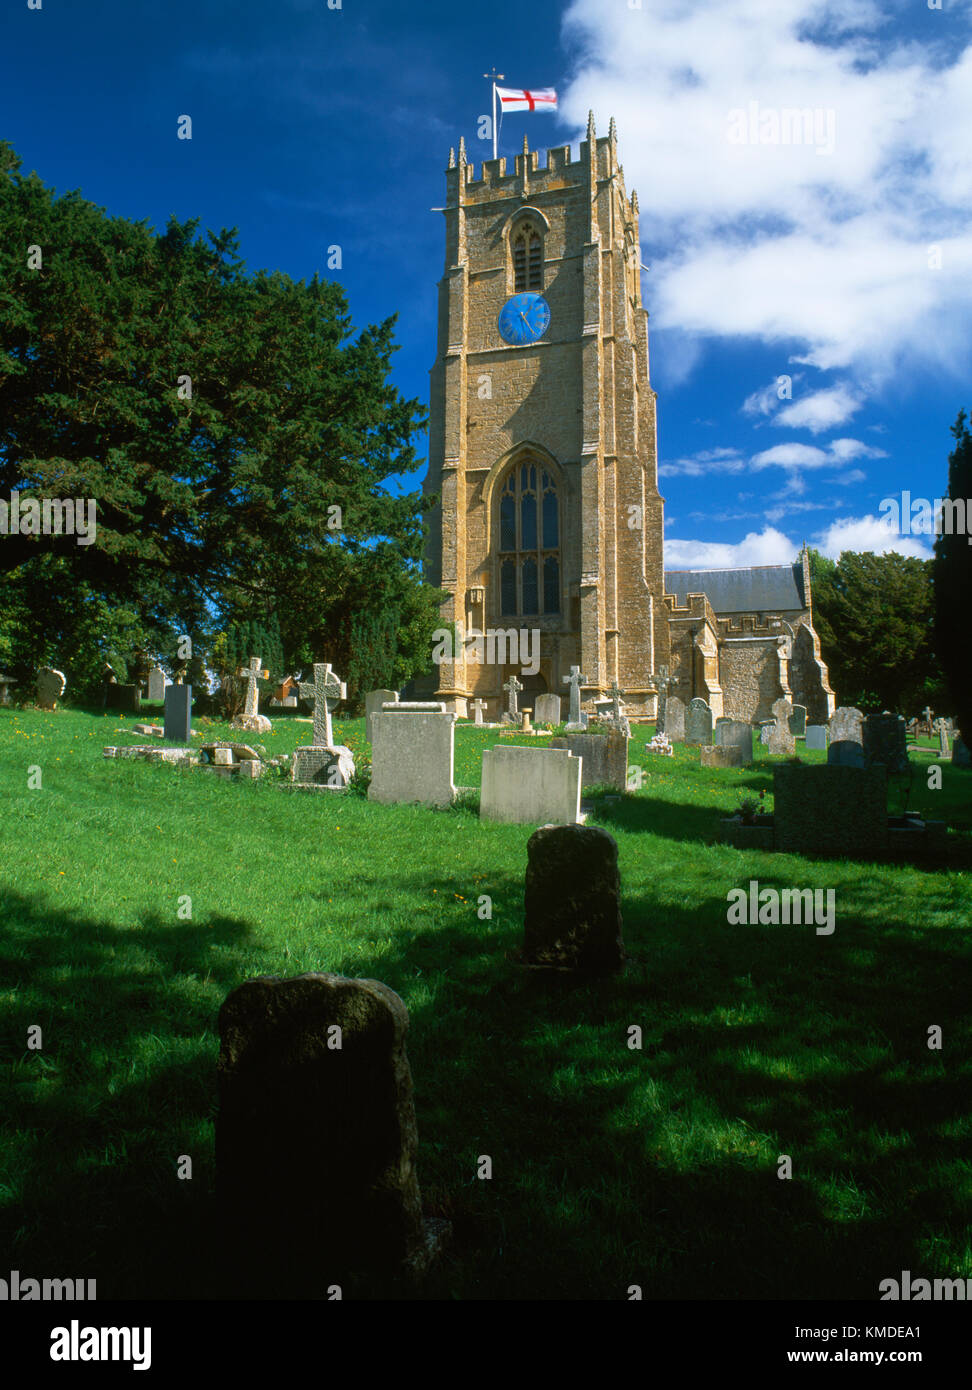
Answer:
498, 462, 560, 617
512, 223, 543, 292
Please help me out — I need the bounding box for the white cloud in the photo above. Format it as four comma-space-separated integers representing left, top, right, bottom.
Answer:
664, 527, 798, 568
560, 0, 972, 379
775, 384, 863, 433
812, 513, 933, 559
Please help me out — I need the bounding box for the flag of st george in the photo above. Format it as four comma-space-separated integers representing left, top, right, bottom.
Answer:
495, 87, 558, 113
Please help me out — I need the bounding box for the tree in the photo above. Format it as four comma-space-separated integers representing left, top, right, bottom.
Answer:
808, 547, 946, 713
0, 140, 443, 690
933, 409, 972, 745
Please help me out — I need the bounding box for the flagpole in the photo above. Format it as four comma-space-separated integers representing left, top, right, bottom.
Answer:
483, 68, 504, 162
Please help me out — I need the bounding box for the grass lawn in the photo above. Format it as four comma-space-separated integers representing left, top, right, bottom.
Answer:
1, 705, 971, 1300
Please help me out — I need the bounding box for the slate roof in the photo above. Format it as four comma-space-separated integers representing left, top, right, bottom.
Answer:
664, 562, 805, 614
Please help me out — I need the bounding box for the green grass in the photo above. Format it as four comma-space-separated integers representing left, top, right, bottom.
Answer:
2, 706, 971, 1300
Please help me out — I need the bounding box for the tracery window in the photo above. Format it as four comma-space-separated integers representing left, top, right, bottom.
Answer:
498, 462, 560, 617
512, 222, 543, 292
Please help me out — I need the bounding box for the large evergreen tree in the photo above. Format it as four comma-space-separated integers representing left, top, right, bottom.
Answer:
0, 140, 442, 694
933, 410, 972, 745
808, 547, 946, 713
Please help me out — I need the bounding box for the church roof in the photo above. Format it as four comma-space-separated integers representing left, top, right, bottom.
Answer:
664, 562, 806, 614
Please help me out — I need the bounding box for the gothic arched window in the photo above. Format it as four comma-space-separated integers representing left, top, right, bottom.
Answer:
512, 221, 543, 292
498, 462, 560, 617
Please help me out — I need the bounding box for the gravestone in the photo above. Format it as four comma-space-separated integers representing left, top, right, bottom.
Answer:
146, 666, 166, 703
534, 693, 561, 725
759, 723, 773, 746
503, 674, 523, 723
771, 697, 794, 728
522, 825, 623, 974
935, 719, 950, 758
105, 683, 141, 713
470, 698, 487, 726
774, 764, 888, 858
952, 737, 971, 768
829, 739, 865, 767
217, 972, 445, 1291
368, 706, 455, 808
563, 666, 589, 731
805, 725, 828, 752
293, 663, 354, 790
163, 683, 193, 742
366, 689, 398, 745
480, 745, 582, 825
701, 745, 743, 769
36, 667, 67, 710
550, 730, 628, 791
685, 697, 713, 746
231, 655, 273, 735
714, 719, 753, 761
664, 695, 685, 743
788, 704, 807, 738
863, 712, 909, 774
830, 706, 864, 746
521, 710, 532, 733
767, 721, 796, 757
0, 673, 15, 705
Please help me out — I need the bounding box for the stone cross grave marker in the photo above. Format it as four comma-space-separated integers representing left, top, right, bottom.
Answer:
471, 698, 487, 726
503, 674, 523, 722
36, 667, 67, 710
607, 680, 625, 722
239, 656, 269, 719
298, 663, 346, 747
563, 665, 587, 729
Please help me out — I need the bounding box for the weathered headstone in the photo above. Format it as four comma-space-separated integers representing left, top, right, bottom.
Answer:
534, 693, 561, 725
863, 712, 909, 774
470, 698, 487, 726
163, 683, 192, 742
563, 666, 589, 731
759, 723, 773, 746
935, 719, 950, 758
714, 719, 753, 761
685, 697, 713, 746
293, 663, 354, 789
105, 683, 141, 713
522, 825, 623, 973
952, 736, 971, 768
774, 764, 888, 858
771, 697, 794, 728
368, 706, 455, 808
36, 667, 67, 710
830, 706, 864, 746
146, 666, 166, 703
788, 704, 807, 738
664, 695, 686, 743
550, 730, 628, 791
767, 721, 796, 757
217, 972, 445, 1291
805, 725, 829, 752
480, 745, 582, 825
700, 745, 744, 769
366, 689, 398, 745
231, 655, 273, 735
503, 674, 523, 723
0, 673, 15, 705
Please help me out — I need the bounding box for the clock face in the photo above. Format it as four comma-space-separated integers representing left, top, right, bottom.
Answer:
498, 292, 551, 346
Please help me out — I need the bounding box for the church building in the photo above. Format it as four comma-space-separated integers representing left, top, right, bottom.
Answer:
421, 116, 834, 726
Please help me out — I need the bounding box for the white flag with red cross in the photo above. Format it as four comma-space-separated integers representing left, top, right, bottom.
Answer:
496, 86, 558, 114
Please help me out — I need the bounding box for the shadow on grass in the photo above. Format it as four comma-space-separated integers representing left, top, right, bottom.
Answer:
3, 848, 971, 1301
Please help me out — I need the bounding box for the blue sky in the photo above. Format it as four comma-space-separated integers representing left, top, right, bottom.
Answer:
3, 0, 970, 568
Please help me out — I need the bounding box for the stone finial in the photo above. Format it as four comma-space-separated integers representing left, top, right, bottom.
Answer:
586, 110, 596, 143
609, 116, 617, 142
458, 136, 467, 165
522, 133, 529, 155
631, 188, 639, 213
448, 146, 455, 168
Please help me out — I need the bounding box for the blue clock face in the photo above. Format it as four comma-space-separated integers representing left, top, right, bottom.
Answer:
498, 292, 551, 345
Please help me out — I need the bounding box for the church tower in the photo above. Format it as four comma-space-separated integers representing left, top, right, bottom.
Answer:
423, 115, 669, 718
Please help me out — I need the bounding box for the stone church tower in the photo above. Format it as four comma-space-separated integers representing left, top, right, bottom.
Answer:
422, 114, 669, 718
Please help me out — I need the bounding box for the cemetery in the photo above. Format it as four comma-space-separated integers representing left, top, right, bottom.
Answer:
3, 681, 971, 1300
